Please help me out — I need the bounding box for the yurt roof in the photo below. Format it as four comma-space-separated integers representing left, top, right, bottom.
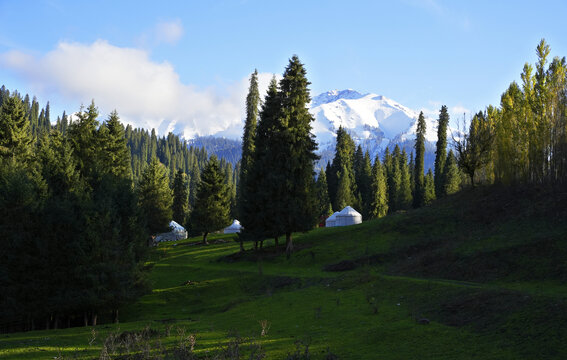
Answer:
169, 220, 186, 231
327, 212, 340, 221
226, 219, 242, 230
338, 206, 361, 217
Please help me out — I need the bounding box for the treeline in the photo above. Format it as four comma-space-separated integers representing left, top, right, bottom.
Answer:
0, 86, 239, 333
454, 39, 567, 188
320, 107, 461, 221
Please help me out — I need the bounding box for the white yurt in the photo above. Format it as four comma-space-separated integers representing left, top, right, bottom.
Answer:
169, 220, 187, 239
336, 206, 362, 227
154, 220, 187, 243
224, 219, 242, 234
325, 212, 340, 227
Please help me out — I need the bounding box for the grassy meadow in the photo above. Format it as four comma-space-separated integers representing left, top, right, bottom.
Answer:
1, 185, 566, 359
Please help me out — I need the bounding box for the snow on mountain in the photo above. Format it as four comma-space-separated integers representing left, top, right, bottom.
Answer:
309, 89, 438, 159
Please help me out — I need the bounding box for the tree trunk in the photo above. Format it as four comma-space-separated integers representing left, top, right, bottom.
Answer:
239, 239, 244, 252
285, 232, 293, 258
260, 240, 264, 249
92, 313, 97, 326
274, 237, 279, 248
113, 309, 119, 323
254, 240, 258, 251
203, 232, 209, 245
54, 315, 59, 329
84, 312, 88, 327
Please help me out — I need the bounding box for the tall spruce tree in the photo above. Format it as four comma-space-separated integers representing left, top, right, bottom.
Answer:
413, 111, 426, 208
443, 150, 461, 195
314, 167, 332, 221
399, 149, 413, 210
434, 105, 450, 196
370, 155, 388, 218
277, 56, 319, 256
172, 168, 188, 227
190, 155, 231, 244
138, 158, 173, 235
424, 169, 436, 205
237, 70, 259, 250
239, 77, 283, 249
329, 126, 356, 211
99, 110, 131, 179
0, 94, 33, 163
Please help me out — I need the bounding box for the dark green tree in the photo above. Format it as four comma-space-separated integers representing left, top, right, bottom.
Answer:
398, 149, 413, 210
434, 105, 450, 196
413, 111, 426, 208
314, 167, 332, 221
424, 169, 436, 205
99, 110, 131, 179
138, 158, 173, 235
329, 126, 356, 211
277, 56, 319, 256
443, 150, 461, 195
0, 94, 33, 163
172, 168, 189, 227
190, 155, 231, 244
370, 155, 388, 218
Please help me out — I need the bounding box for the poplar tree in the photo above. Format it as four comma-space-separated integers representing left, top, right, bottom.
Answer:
413, 111, 426, 208
434, 105, 449, 196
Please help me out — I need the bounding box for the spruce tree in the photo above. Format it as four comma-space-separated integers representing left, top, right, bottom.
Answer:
335, 164, 354, 211
434, 105, 450, 196
370, 155, 388, 218
138, 158, 173, 235
99, 110, 131, 179
190, 155, 231, 244
0, 94, 33, 164
360, 151, 373, 219
413, 111, 426, 208
399, 149, 413, 210
277, 56, 319, 256
443, 150, 461, 195
172, 168, 188, 227
314, 167, 332, 221
236, 70, 260, 249
330, 126, 356, 211
424, 169, 436, 205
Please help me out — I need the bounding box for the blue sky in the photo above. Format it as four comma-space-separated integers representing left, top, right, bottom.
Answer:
1, 0, 566, 138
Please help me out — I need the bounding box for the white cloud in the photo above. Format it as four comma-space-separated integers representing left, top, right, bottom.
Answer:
0, 40, 273, 139
154, 19, 184, 45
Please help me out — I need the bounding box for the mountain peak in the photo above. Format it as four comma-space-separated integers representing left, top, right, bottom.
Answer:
311, 89, 365, 107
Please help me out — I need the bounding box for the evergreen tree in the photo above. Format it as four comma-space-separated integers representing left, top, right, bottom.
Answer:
172, 168, 188, 227
329, 126, 356, 211
314, 167, 332, 221
235, 70, 260, 249
398, 149, 413, 209
369, 155, 388, 218
443, 150, 461, 195
335, 164, 354, 211
241, 77, 284, 250
359, 151, 373, 219
413, 111, 426, 208
67, 101, 100, 183
190, 155, 231, 244
99, 110, 131, 179
0, 94, 33, 163
138, 158, 173, 235
434, 105, 449, 196
423, 169, 436, 205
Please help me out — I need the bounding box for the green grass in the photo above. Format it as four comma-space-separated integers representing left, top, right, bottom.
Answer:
1, 185, 567, 359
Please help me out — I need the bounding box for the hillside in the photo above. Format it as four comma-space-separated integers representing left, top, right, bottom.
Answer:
1, 185, 566, 359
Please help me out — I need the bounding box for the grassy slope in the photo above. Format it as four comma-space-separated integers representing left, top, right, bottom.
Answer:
1, 185, 566, 359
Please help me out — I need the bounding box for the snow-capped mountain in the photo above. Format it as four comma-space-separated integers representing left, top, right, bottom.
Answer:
309, 89, 438, 160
